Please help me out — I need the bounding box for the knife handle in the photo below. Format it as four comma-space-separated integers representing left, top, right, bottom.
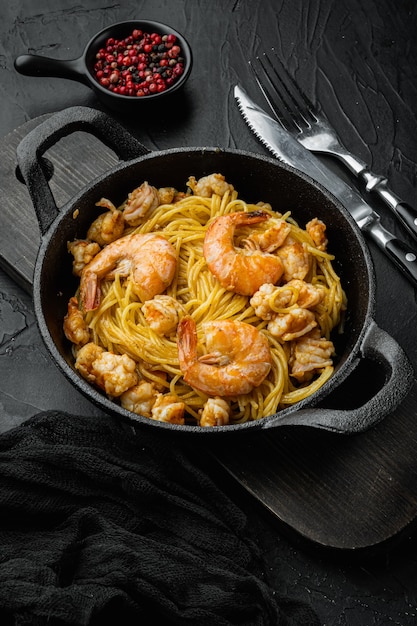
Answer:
337, 152, 417, 242
385, 238, 417, 287
361, 170, 417, 240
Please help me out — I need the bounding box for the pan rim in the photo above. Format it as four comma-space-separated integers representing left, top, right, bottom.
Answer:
32, 146, 376, 434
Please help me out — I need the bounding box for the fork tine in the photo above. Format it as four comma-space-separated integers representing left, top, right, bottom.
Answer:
269, 49, 319, 123
249, 55, 296, 132
250, 48, 318, 133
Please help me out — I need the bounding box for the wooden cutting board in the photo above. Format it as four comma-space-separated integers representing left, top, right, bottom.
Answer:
2, 115, 417, 551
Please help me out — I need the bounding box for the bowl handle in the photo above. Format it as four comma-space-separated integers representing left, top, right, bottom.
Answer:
15, 54, 89, 85
16, 106, 150, 235
264, 321, 414, 433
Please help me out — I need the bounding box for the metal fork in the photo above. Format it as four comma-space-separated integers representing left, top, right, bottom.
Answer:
250, 48, 417, 242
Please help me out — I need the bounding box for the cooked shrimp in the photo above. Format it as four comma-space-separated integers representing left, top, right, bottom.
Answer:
75, 342, 138, 396
277, 241, 312, 281
244, 219, 291, 253
187, 173, 234, 198
249, 283, 278, 321
87, 199, 125, 246
122, 181, 160, 226
120, 380, 158, 416
199, 397, 230, 427
250, 280, 325, 320
80, 232, 177, 311
306, 218, 328, 252
157, 187, 176, 204
177, 317, 272, 397
67, 240, 101, 276
289, 329, 335, 382
142, 295, 185, 336
150, 393, 185, 424
290, 279, 325, 309
203, 211, 284, 295
74, 342, 104, 383
267, 308, 317, 341
63, 296, 90, 345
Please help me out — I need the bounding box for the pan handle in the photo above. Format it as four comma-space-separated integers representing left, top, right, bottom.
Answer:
16, 106, 150, 235
265, 321, 413, 433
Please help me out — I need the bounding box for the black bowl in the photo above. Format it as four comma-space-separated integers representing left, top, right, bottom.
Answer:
14, 20, 193, 112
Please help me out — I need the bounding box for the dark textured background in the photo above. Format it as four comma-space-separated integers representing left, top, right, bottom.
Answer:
1, 1, 417, 623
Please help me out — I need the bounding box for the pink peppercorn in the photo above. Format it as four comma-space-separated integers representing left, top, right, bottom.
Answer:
92, 27, 186, 97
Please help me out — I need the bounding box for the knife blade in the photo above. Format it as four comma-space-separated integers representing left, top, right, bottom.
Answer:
234, 84, 417, 289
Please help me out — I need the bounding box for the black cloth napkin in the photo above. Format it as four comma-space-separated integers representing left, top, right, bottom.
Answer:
0, 411, 320, 626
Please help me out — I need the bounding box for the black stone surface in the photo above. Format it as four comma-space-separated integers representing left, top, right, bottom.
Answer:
1, 1, 417, 623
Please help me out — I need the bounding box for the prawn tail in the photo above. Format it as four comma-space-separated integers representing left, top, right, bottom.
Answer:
177, 316, 198, 369
80, 271, 100, 312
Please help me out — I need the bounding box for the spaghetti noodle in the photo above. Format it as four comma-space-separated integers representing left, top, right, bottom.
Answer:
65, 174, 347, 426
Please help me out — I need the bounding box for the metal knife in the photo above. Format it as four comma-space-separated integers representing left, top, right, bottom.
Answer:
234, 84, 417, 289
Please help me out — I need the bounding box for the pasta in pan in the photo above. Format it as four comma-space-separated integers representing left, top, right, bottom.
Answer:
64, 173, 346, 427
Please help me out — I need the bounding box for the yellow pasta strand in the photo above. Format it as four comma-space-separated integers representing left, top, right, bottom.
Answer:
75, 181, 346, 425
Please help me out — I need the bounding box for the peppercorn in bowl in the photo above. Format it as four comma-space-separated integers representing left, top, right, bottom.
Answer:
87, 21, 192, 102
15, 20, 193, 112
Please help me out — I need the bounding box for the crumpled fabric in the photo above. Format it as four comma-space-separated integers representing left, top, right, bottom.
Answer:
0, 410, 320, 625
